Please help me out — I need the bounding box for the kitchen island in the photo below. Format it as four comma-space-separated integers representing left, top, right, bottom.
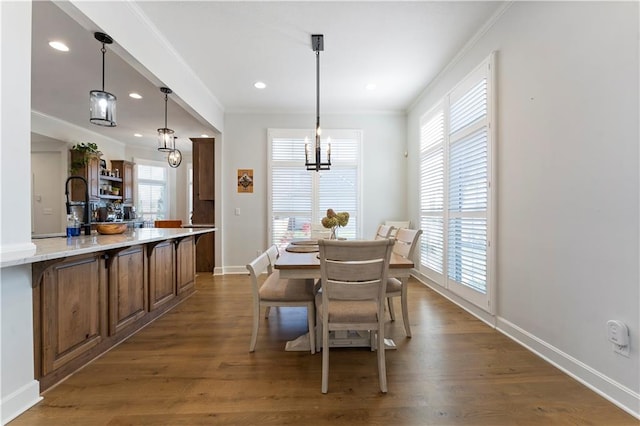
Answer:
7, 227, 215, 392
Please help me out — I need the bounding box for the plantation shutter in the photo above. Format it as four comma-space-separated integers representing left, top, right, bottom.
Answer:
419, 109, 445, 279
447, 70, 489, 297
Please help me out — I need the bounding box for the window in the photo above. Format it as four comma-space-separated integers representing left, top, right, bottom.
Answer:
419, 54, 495, 312
268, 129, 361, 250
136, 161, 169, 222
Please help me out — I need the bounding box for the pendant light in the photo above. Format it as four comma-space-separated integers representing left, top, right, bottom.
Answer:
157, 87, 174, 152
89, 32, 117, 127
304, 34, 331, 171
167, 136, 182, 168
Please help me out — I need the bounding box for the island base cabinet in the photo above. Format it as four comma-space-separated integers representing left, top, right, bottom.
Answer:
37, 254, 107, 378
148, 241, 176, 310
33, 233, 202, 392
176, 237, 196, 294
108, 246, 147, 335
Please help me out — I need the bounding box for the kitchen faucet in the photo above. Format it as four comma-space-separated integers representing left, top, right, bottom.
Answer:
65, 176, 91, 236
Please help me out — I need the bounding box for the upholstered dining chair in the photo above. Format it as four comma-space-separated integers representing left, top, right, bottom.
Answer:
317, 238, 394, 393
386, 228, 422, 337
246, 247, 316, 354
374, 224, 394, 240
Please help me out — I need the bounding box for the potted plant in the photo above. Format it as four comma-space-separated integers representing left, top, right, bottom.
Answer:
69, 142, 101, 174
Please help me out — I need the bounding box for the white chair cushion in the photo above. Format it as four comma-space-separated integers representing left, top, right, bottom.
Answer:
316, 293, 378, 322
259, 271, 314, 301
386, 277, 403, 293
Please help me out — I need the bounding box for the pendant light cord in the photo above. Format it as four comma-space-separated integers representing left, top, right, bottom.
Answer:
164, 93, 168, 128
101, 44, 106, 91
316, 49, 320, 150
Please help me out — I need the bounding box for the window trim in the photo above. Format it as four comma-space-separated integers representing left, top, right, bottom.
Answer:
267, 128, 363, 248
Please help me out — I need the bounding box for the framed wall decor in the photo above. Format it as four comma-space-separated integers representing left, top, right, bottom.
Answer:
237, 169, 254, 193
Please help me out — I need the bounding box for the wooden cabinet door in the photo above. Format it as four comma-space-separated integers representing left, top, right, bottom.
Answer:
41, 255, 106, 375
87, 155, 100, 200
196, 139, 214, 200
70, 152, 100, 202
148, 241, 175, 310
176, 237, 195, 294
108, 246, 147, 335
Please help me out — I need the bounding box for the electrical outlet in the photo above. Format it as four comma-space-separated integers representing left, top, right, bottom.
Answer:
607, 320, 630, 357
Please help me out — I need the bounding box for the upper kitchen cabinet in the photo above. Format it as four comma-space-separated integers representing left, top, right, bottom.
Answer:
70, 150, 101, 202
110, 160, 134, 205
196, 139, 215, 200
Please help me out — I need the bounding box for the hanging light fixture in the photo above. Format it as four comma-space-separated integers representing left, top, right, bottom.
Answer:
167, 136, 182, 168
157, 87, 175, 152
305, 34, 331, 171
89, 32, 117, 127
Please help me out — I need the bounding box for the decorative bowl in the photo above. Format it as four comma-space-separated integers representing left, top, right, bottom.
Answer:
96, 223, 127, 235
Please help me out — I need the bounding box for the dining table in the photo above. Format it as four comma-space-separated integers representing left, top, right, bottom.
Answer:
274, 244, 415, 351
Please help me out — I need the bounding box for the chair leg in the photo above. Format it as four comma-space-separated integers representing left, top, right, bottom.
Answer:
250, 302, 261, 352
307, 302, 316, 354
387, 297, 396, 321
322, 323, 330, 393
377, 328, 387, 393
401, 284, 412, 337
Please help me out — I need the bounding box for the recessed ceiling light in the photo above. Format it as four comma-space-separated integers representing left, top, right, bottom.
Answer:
134, 133, 142, 137
201, 134, 210, 138
129, 93, 142, 99
254, 81, 267, 89
49, 41, 69, 52
365, 83, 377, 91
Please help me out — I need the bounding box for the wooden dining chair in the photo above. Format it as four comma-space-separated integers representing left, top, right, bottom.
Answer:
246, 248, 316, 354
317, 238, 394, 393
384, 220, 410, 238
154, 219, 183, 228
386, 228, 422, 337
374, 224, 394, 240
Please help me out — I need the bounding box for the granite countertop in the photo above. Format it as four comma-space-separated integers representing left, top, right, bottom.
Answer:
2, 227, 217, 268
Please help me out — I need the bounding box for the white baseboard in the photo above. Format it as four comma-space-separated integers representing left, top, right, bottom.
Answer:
221, 265, 250, 275
1, 380, 41, 425
497, 317, 640, 419
412, 273, 640, 420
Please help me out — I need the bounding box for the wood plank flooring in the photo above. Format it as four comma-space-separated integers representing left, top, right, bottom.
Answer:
11, 274, 637, 425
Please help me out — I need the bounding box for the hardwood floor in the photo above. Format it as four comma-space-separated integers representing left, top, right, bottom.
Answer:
12, 274, 637, 425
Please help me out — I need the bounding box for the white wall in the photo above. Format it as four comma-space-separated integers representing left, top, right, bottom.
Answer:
221, 112, 407, 271
407, 1, 639, 415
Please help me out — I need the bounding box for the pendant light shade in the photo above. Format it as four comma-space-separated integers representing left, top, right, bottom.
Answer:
168, 149, 183, 168
167, 136, 182, 168
157, 87, 174, 152
304, 34, 331, 171
89, 32, 117, 127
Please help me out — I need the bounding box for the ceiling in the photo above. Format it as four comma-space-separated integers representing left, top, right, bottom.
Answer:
31, 1, 503, 152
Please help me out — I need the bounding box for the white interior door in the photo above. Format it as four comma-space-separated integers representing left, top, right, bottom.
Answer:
31, 151, 64, 235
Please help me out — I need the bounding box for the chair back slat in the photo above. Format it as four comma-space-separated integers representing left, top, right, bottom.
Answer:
392, 228, 423, 259
265, 244, 279, 273
246, 252, 271, 295
374, 224, 394, 240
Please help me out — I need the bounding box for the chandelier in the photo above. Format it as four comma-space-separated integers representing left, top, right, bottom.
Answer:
305, 34, 331, 171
